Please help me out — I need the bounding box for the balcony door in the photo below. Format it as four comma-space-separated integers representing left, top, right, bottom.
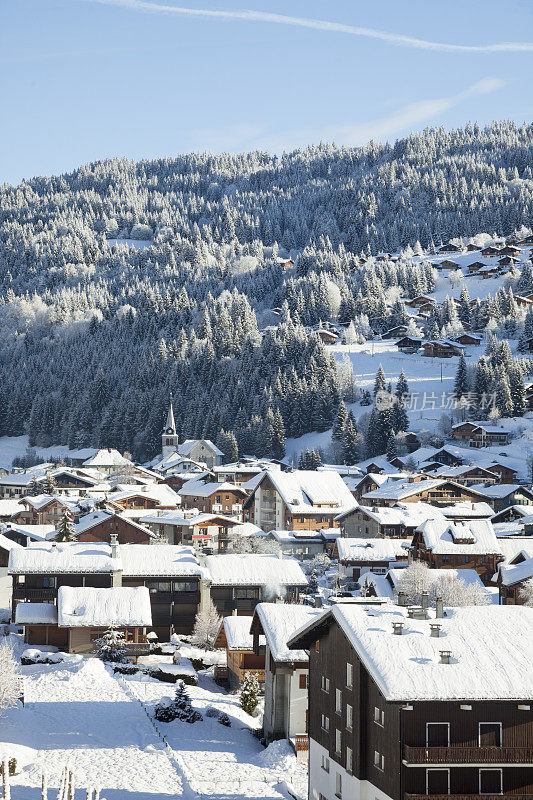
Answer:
479, 769, 503, 795
479, 722, 502, 747
426, 722, 450, 747
426, 769, 449, 795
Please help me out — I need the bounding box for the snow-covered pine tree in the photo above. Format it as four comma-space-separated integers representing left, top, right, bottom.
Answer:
191, 597, 221, 650
454, 353, 469, 401
96, 627, 126, 663
240, 671, 260, 715
332, 400, 348, 442
55, 509, 76, 542
373, 364, 386, 398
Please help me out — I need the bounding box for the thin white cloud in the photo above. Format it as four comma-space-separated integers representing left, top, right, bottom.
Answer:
192, 77, 506, 153
79, 0, 533, 53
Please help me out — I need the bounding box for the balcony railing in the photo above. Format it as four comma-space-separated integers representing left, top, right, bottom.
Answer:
13, 587, 56, 601
404, 745, 533, 764
293, 735, 309, 753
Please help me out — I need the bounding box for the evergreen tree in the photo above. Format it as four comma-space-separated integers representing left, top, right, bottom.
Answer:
509, 365, 526, 417
342, 418, 359, 465
495, 374, 514, 417
332, 400, 348, 442
55, 509, 76, 542
386, 433, 398, 462
240, 671, 259, 715
454, 354, 469, 400
395, 370, 409, 402
42, 471, 56, 495
96, 627, 126, 663
373, 364, 386, 398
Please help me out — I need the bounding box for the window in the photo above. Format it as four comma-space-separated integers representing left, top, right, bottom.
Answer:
335, 773, 342, 799
335, 729, 341, 755
321, 755, 330, 773
426, 722, 450, 747
346, 747, 352, 774
233, 588, 258, 599
173, 581, 197, 592
346, 663, 353, 688
43, 577, 55, 588
374, 751, 385, 771
374, 706, 384, 726
479, 769, 502, 795
321, 676, 330, 693
335, 689, 342, 714
479, 722, 502, 747
426, 769, 450, 795
462, 555, 470, 563
321, 714, 330, 732
346, 704, 353, 731
316, 640, 320, 653
299, 674, 308, 689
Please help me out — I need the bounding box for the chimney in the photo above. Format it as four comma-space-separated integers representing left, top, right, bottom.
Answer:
430, 624, 441, 638
397, 591, 407, 607
314, 596, 323, 608
392, 621, 404, 635
110, 533, 119, 559
421, 591, 429, 610
435, 597, 444, 618
439, 650, 452, 664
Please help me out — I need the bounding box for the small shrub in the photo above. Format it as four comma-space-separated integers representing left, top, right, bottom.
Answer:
205, 706, 219, 718
0, 759, 17, 776
218, 713, 231, 727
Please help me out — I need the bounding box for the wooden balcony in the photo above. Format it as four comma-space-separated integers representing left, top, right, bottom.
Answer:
293, 735, 309, 753
404, 745, 533, 765
13, 587, 56, 601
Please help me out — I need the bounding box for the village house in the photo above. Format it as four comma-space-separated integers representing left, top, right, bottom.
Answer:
472, 483, 533, 513
1, 522, 55, 548
0, 464, 55, 498
288, 603, 533, 800
358, 566, 489, 603
497, 547, 533, 605
452, 332, 482, 346
81, 448, 135, 475
213, 615, 266, 690
362, 478, 488, 508
246, 469, 355, 532
263, 529, 327, 559
0, 532, 22, 567
205, 553, 307, 617
452, 422, 512, 448
466, 260, 487, 273
9, 538, 208, 639
336, 503, 444, 539
425, 464, 499, 486
404, 295, 435, 309
15, 585, 152, 656
481, 245, 500, 256
11, 495, 83, 526
106, 483, 181, 511
439, 242, 462, 253
421, 339, 464, 358
139, 509, 242, 551
213, 459, 284, 486
335, 538, 409, 581
251, 603, 321, 748
492, 505, 533, 524
73, 509, 157, 545
411, 517, 504, 584
178, 479, 247, 521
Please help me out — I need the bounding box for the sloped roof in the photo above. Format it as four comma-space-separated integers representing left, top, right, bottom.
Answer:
57, 586, 152, 628
83, 449, 133, 468
204, 553, 307, 587
262, 469, 355, 514
253, 602, 321, 663
178, 439, 223, 457
417, 518, 503, 555
337, 538, 410, 563
178, 480, 246, 498
15, 602, 58, 625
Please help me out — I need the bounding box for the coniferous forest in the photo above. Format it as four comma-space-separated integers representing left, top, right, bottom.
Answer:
0, 121, 532, 460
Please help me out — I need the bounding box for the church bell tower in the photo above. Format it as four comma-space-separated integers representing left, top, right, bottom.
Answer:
162, 394, 179, 458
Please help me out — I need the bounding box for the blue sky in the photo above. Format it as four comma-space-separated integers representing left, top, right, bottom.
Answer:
1, 0, 532, 185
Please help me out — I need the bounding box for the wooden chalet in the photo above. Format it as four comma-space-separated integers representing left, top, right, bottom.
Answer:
405, 295, 435, 309
421, 340, 464, 358
452, 422, 511, 448
481, 245, 500, 256
497, 548, 533, 605
411, 517, 504, 583
452, 332, 482, 346
74, 510, 155, 545
362, 478, 490, 508
213, 615, 265, 689
466, 261, 486, 273
335, 537, 409, 580
438, 260, 460, 270
289, 604, 533, 800
178, 480, 247, 520
139, 510, 242, 551
396, 336, 423, 354
466, 243, 481, 251
472, 484, 533, 514
498, 255, 519, 267
438, 243, 462, 253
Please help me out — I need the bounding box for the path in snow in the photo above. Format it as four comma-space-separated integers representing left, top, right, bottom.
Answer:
3, 658, 185, 800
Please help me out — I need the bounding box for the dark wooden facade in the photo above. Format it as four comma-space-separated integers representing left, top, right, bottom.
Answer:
411, 530, 503, 584
77, 514, 153, 545
299, 615, 533, 800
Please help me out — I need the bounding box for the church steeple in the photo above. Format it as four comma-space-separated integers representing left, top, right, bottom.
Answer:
162, 393, 178, 458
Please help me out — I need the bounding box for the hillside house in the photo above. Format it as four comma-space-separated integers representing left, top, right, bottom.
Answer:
426, 464, 499, 486
471, 484, 533, 513
213, 615, 265, 689
335, 538, 409, 580
11, 495, 82, 527
395, 336, 423, 353
251, 603, 321, 746
178, 480, 247, 520
246, 470, 355, 532
411, 517, 503, 583
452, 332, 482, 346
421, 340, 464, 358
362, 478, 488, 508
177, 440, 223, 470
73, 510, 156, 545
288, 603, 533, 800
205, 554, 307, 617
15, 585, 152, 656
466, 260, 486, 273
452, 422, 511, 448
140, 509, 242, 551
336, 503, 443, 539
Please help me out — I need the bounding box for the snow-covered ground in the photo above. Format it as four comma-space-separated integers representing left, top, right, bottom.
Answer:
106, 239, 154, 251
1, 642, 306, 800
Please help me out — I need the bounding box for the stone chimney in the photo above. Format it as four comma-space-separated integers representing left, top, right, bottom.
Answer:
110, 533, 122, 587
435, 597, 444, 618
397, 591, 407, 607
430, 624, 441, 638
110, 533, 119, 560
421, 591, 429, 610
439, 650, 452, 664
392, 621, 404, 635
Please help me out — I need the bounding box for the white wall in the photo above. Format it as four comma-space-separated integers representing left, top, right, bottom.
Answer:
309, 738, 393, 800
289, 668, 309, 737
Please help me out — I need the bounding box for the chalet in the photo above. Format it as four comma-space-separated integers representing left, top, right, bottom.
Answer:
517, 234, 533, 245
362, 478, 488, 508
404, 295, 435, 309
1, 522, 54, 547
353, 457, 398, 476
395, 336, 422, 353
336, 502, 443, 539
403, 432, 421, 452
264, 529, 327, 559
275, 257, 294, 269
452, 332, 482, 346
470, 484, 533, 513
73, 509, 156, 545
82, 448, 134, 475
344, 473, 406, 503
498, 255, 519, 267
214, 459, 283, 486
246, 469, 355, 532
421, 340, 464, 358
178, 479, 247, 520
384, 325, 408, 339
481, 245, 500, 256
497, 548, 533, 604
140, 509, 242, 551
288, 603, 533, 800
8, 538, 207, 638
0, 498, 23, 521
0, 465, 54, 498
0, 533, 22, 568
213, 615, 265, 689
514, 295, 533, 308
439, 243, 461, 253
251, 603, 321, 746
452, 422, 511, 448
426, 464, 499, 486
163, 468, 213, 492
205, 554, 307, 617
107, 484, 181, 511
15, 585, 152, 656
335, 538, 409, 580
476, 456, 521, 485
316, 328, 339, 344
466, 243, 481, 251
499, 245, 522, 256
411, 517, 503, 583
492, 505, 533, 524
466, 260, 486, 273
438, 260, 460, 270
478, 264, 501, 278
11, 495, 82, 526
358, 565, 489, 603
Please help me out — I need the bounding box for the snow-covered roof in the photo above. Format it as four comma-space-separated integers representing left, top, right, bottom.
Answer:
289, 604, 533, 701
0, 498, 23, 516
356, 572, 395, 599
337, 538, 410, 563
2, 523, 56, 541
363, 478, 486, 503
344, 502, 445, 527
220, 615, 262, 651
109, 484, 181, 506
15, 602, 58, 625
178, 480, 245, 498
472, 484, 532, 499
0, 533, 22, 551
178, 439, 223, 457
417, 518, 503, 555
82, 449, 133, 468
9, 541, 205, 577
498, 547, 533, 586
57, 586, 152, 628
254, 602, 321, 663
140, 510, 239, 527
440, 502, 494, 519
204, 554, 307, 587
354, 457, 398, 473
268, 529, 324, 543
493, 522, 526, 538
262, 469, 354, 514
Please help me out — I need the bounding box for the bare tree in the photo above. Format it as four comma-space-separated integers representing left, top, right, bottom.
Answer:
191, 597, 221, 650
